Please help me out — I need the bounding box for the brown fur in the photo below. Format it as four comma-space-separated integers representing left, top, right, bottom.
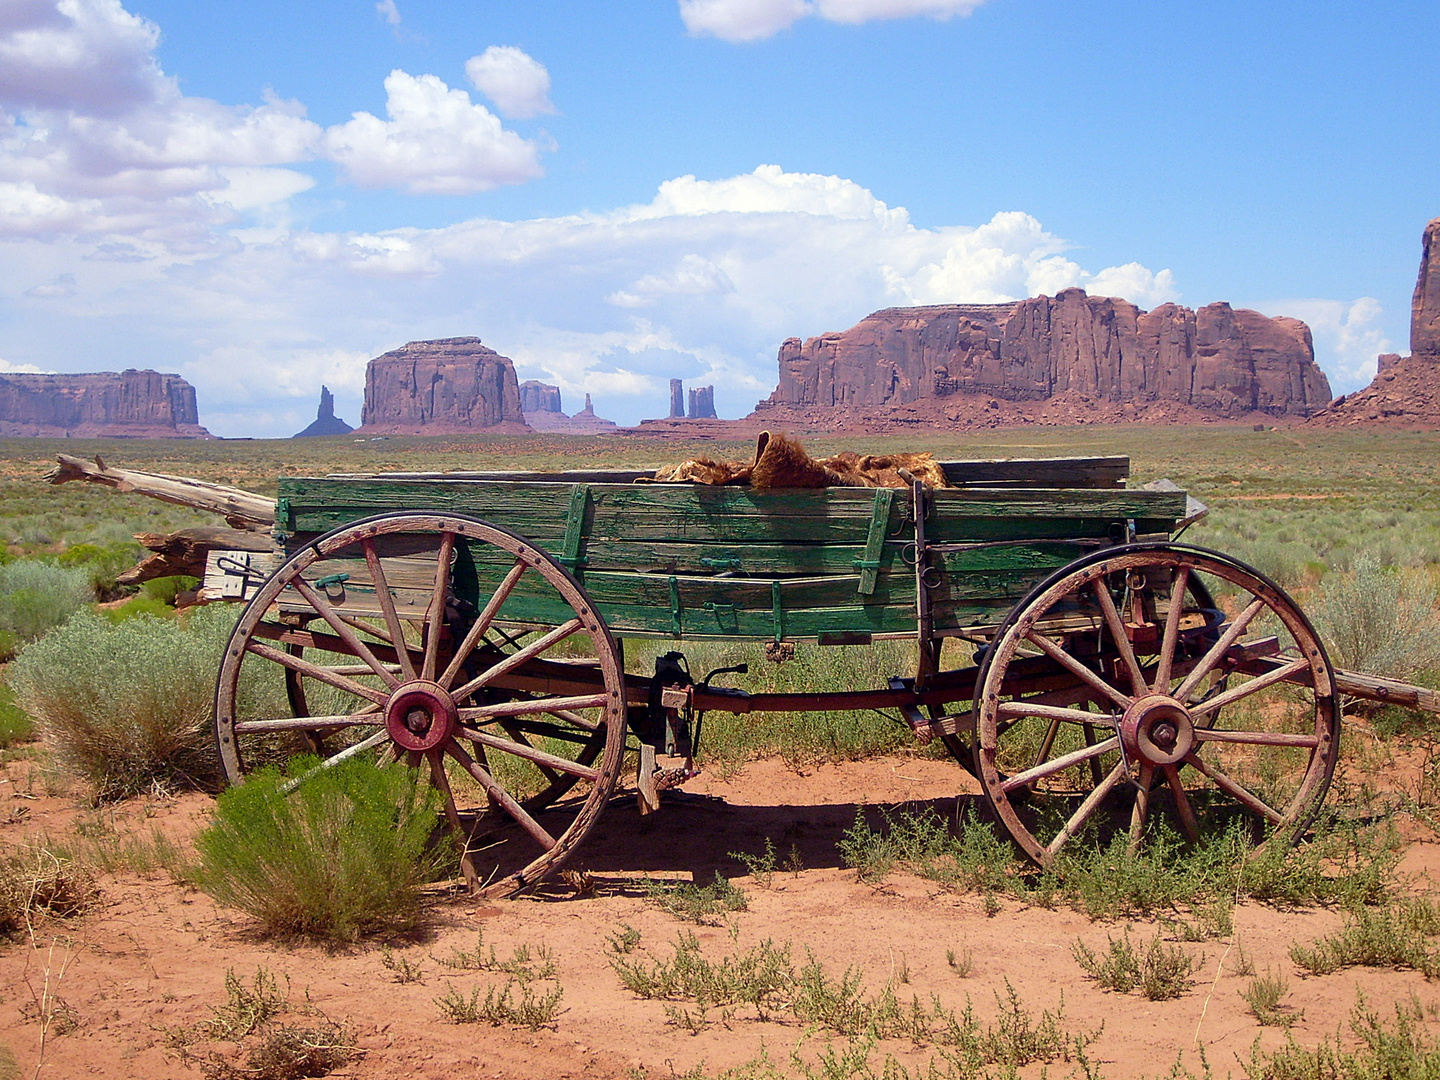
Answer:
651, 432, 950, 489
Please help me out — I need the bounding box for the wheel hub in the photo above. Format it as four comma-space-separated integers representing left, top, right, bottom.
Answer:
1119, 694, 1195, 766
384, 680, 459, 752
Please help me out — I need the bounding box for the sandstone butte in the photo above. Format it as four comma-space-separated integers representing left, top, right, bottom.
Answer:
0, 369, 211, 438
519, 380, 618, 434
1309, 215, 1440, 429
355, 337, 529, 435
752, 288, 1333, 431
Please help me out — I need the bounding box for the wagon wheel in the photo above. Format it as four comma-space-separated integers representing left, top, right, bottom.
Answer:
214, 512, 627, 897
973, 543, 1338, 865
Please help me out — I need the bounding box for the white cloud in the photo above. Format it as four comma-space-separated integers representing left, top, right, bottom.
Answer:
376, 0, 401, 27
0, 357, 50, 373
465, 46, 556, 120
1257, 296, 1391, 394
0, 0, 167, 114
609, 254, 736, 307
0, 164, 1187, 434
679, 0, 988, 41
24, 270, 74, 297
323, 70, 545, 195
678, 0, 812, 42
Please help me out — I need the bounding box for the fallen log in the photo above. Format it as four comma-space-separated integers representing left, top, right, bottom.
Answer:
46, 454, 276, 527
119, 526, 280, 587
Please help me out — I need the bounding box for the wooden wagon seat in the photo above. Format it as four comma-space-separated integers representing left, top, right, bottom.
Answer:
650, 431, 951, 489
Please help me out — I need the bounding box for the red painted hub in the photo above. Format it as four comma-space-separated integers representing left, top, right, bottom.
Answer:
384, 680, 459, 752
1119, 694, 1195, 766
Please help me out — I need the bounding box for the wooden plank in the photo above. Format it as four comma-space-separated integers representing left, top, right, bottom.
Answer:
278, 479, 1185, 546
856, 488, 894, 596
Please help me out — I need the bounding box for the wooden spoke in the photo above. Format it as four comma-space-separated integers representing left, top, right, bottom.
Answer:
1000, 736, 1119, 793
278, 729, 390, 794
445, 738, 557, 850
234, 713, 383, 734
1194, 728, 1320, 748
337, 612, 397, 647
501, 723, 561, 784
451, 618, 584, 701
1047, 761, 1127, 856
439, 559, 529, 691
457, 726, 602, 781
1024, 630, 1133, 709
426, 749, 479, 892
245, 640, 388, 706
1183, 754, 1285, 824
1093, 578, 1147, 694
497, 718, 595, 744
997, 700, 1113, 726
421, 530, 456, 682
288, 575, 401, 690
1164, 764, 1201, 843
546, 708, 600, 733
1153, 565, 1190, 690
1128, 762, 1154, 853
1032, 715, 1062, 772
458, 693, 608, 721
1173, 598, 1266, 702
1189, 658, 1310, 718
975, 546, 1337, 866
363, 537, 417, 682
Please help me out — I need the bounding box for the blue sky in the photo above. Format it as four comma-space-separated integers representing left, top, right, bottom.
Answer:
1, 0, 1436, 436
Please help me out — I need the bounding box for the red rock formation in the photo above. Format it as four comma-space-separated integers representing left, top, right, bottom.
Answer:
519, 380, 563, 414
292, 385, 353, 437
760, 289, 1331, 420
522, 386, 619, 434
0, 370, 211, 438
356, 338, 528, 435
1413, 217, 1440, 360
1311, 215, 1440, 429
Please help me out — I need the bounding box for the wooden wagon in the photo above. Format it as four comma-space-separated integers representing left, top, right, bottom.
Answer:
172, 449, 1436, 898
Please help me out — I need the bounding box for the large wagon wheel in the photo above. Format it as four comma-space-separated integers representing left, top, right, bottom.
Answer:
973, 543, 1338, 864
214, 512, 627, 897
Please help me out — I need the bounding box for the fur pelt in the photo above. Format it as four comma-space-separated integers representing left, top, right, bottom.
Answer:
649, 432, 950, 489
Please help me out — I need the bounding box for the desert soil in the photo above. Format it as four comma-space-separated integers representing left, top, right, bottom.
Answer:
0, 753, 1436, 1080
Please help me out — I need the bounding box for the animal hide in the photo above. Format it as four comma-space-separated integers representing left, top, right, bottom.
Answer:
650, 432, 950, 489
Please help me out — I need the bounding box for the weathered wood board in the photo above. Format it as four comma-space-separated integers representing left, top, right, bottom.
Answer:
273, 456, 1185, 640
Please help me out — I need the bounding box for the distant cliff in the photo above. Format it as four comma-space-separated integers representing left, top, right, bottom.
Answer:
759, 289, 1332, 421
519, 380, 618, 434
356, 338, 528, 435
0, 370, 211, 438
293, 385, 353, 437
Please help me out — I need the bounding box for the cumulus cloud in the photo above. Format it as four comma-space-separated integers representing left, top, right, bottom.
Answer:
0, 357, 49, 373
0, 2, 548, 244
1257, 296, 1391, 393
679, 0, 988, 41
323, 71, 545, 195
24, 271, 74, 297
1, 163, 1193, 434
465, 46, 556, 120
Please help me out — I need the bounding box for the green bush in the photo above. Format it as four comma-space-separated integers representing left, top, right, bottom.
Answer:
0, 683, 34, 747
0, 560, 91, 654
55, 541, 140, 601
1309, 554, 1440, 684
7, 608, 232, 798
194, 757, 442, 941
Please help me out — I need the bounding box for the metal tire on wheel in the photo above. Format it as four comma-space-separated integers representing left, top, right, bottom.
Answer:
973, 543, 1338, 864
214, 511, 627, 897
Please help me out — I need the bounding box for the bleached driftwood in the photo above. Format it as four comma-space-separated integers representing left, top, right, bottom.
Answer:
46, 453, 275, 527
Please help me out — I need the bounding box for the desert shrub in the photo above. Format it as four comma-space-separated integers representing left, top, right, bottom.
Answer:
141, 574, 201, 606
55, 542, 140, 601
0, 560, 91, 656
0, 843, 96, 938
1309, 554, 1440, 684
0, 683, 34, 747
194, 756, 442, 941
7, 607, 233, 798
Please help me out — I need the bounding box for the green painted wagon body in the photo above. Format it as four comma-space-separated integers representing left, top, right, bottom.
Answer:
274, 456, 1187, 642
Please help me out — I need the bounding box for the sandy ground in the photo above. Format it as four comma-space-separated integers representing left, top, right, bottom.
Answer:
0, 755, 1436, 1080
